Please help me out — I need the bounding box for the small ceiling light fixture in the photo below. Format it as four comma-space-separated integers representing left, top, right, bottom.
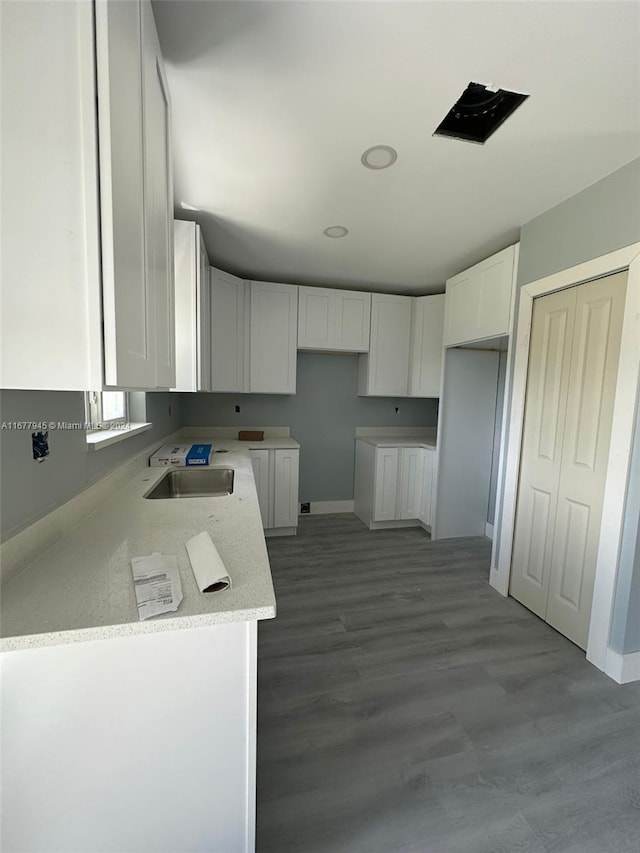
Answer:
361, 145, 398, 170
323, 225, 349, 238
433, 81, 529, 144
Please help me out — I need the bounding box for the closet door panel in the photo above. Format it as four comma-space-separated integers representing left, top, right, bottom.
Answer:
509, 287, 577, 618
545, 271, 627, 649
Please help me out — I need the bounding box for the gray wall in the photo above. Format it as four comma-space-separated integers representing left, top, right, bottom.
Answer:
502, 156, 640, 654
0, 391, 181, 539
181, 352, 438, 503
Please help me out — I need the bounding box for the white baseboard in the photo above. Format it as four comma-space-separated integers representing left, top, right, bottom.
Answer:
306, 501, 354, 515
485, 522, 494, 540
604, 648, 640, 684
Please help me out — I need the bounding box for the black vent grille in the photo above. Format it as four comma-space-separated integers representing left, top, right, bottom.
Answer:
434, 82, 528, 144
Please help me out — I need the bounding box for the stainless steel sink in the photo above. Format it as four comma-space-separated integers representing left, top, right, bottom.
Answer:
144, 468, 234, 500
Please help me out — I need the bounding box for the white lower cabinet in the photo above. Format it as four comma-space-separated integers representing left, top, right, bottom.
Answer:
355, 440, 436, 530
249, 448, 299, 535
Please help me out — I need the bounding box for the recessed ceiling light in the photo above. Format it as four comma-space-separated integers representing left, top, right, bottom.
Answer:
361, 145, 398, 170
323, 225, 349, 238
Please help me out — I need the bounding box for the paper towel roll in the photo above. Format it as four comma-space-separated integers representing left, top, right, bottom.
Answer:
185, 532, 232, 593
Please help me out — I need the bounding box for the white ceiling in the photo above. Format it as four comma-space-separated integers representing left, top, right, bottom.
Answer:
153, 0, 640, 294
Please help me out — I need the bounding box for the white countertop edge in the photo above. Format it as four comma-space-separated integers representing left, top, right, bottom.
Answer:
1, 603, 277, 654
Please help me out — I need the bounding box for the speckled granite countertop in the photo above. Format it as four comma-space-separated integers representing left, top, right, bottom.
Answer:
1, 438, 298, 652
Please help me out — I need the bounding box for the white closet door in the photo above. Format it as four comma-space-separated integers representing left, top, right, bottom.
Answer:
545, 272, 627, 648
510, 287, 577, 618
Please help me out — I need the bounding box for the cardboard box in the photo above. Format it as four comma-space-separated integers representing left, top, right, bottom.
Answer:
149, 444, 191, 467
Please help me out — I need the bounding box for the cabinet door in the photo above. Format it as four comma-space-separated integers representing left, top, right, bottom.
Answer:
364, 294, 412, 396
409, 295, 444, 397
443, 270, 477, 347
334, 290, 371, 352
298, 286, 333, 349
97, 0, 155, 388
142, 0, 174, 389
476, 246, 515, 340
1, 0, 103, 391
197, 232, 211, 391
398, 447, 423, 519
249, 449, 271, 528
274, 450, 300, 528
419, 449, 435, 526
210, 268, 246, 392
373, 448, 399, 521
250, 282, 298, 394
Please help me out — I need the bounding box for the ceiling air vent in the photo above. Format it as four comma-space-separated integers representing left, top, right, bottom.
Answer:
434, 81, 528, 144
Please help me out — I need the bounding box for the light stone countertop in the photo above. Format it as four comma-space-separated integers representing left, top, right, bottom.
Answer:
0, 438, 298, 652
356, 435, 438, 449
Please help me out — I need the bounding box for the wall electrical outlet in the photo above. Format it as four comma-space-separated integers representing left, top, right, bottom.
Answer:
300, 502, 310, 514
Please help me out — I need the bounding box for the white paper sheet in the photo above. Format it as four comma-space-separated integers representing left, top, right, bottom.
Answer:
131, 553, 183, 620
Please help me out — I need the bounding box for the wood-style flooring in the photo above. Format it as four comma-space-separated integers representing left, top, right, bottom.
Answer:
256, 515, 640, 853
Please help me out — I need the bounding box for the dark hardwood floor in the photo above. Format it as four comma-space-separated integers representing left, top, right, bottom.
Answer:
256, 515, 640, 853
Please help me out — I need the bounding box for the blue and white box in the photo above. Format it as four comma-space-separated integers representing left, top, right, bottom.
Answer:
186, 444, 213, 466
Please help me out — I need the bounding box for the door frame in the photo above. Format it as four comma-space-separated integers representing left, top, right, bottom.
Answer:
492, 242, 640, 676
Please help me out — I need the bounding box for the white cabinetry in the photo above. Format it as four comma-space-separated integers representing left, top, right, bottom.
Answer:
173, 221, 210, 392
298, 286, 371, 352
250, 282, 298, 394
398, 447, 423, 520
355, 440, 436, 530
210, 268, 247, 393
443, 245, 518, 346
359, 294, 412, 396
0, 0, 174, 391
209, 276, 297, 394
373, 448, 400, 521
409, 295, 445, 398
249, 448, 299, 535
419, 449, 435, 527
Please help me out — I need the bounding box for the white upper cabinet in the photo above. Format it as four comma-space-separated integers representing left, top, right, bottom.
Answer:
1, 0, 103, 391
443, 245, 518, 347
249, 282, 298, 394
408, 295, 445, 398
96, 0, 152, 388
1, 0, 174, 391
210, 268, 247, 393
142, 0, 174, 389
298, 287, 371, 352
173, 221, 210, 392
359, 294, 412, 396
